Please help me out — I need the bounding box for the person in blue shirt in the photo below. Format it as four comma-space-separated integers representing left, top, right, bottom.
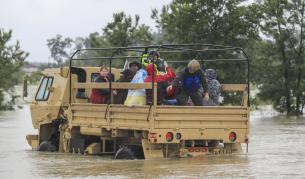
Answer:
168, 59, 209, 106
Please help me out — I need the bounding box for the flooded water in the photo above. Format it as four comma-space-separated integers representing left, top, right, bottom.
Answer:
0, 106, 305, 178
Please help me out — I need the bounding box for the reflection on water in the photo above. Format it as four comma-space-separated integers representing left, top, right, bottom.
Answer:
0, 106, 305, 178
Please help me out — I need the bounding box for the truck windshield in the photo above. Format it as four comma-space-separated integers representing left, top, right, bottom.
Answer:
35, 76, 53, 101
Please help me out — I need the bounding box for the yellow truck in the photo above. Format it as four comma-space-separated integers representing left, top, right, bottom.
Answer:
26, 44, 250, 159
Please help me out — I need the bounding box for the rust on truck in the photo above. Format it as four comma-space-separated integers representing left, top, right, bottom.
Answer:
26, 44, 250, 159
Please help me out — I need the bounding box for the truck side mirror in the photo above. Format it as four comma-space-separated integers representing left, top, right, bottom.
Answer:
23, 75, 28, 98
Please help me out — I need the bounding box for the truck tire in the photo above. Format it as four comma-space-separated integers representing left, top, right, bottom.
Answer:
114, 145, 144, 160
38, 141, 57, 152
114, 147, 134, 159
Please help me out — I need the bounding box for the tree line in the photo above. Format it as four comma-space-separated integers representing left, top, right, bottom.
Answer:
1, 0, 304, 115
0, 29, 28, 109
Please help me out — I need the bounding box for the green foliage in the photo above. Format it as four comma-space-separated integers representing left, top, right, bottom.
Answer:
73, 12, 154, 68
28, 71, 42, 84
42, 2, 304, 115
254, 0, 305, 115
152, 0, 261, 105
47, 35, 73, 66
151, 0, 261, 78
103, 12, 153, 46
150, 0, 305, 114
152, 0, 260, 45
0, 28, 28, 109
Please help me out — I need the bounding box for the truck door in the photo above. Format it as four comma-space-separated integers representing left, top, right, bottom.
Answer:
35, 76, 54, 101
30, 76, 60, 129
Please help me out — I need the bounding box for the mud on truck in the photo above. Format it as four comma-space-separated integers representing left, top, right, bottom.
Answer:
25, 44, 250, 159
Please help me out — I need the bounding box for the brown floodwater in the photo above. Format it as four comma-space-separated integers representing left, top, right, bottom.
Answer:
0, 105, 305, 178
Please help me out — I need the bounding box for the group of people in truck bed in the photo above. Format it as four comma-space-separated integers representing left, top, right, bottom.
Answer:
90, 51, 221, 106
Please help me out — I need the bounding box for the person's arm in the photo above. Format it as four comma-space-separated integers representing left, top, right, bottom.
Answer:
172, 68, 185, 88
99, 88, 110, 95
166, 67, 176, 79
123, 59, 129, 70
199, 70, 209, 100
160, 67, 176, 82
95, 77, 110, 95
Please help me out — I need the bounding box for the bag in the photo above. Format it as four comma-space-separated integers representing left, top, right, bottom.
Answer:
124, 69, 147, 106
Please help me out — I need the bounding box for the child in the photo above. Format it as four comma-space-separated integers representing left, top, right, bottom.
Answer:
203, 69, 221, 105
91, 66, 114, 104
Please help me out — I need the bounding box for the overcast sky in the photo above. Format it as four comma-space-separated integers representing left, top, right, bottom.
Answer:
0, 0, 172, 63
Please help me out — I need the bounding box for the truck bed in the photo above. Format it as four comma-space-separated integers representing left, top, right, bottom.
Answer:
69, 103, 249, 143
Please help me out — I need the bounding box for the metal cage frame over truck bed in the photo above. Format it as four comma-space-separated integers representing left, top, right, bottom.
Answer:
67, 44, 250, 158
69, 43, 250, 106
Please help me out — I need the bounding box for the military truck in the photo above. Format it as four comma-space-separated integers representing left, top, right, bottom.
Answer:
26, 44, 250, 159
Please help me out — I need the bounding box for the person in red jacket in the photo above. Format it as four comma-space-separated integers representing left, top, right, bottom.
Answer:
91, 66, 116, 104
144, 63, 176, 105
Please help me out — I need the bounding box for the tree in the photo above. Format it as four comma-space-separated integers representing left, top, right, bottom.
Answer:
77, 12, 154, 67
103, 12, 153, 46
87, 32, 109, 49
152, 0, 261, 73
152, 0, 260, 45
47, 34, 73, 66
0, 29, 28, 109
287, 0, 305, 115
257, 0, 305, 115
151, 0, 261, 104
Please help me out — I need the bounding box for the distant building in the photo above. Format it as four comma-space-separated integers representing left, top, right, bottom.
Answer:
22, 63, 39, 75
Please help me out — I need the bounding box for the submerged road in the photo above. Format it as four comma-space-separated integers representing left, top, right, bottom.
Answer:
0, 106, 305, 178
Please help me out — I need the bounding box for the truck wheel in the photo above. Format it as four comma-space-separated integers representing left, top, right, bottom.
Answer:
38, 141, 57, 152
114, 145, 144, 160
114, 147, 134, 159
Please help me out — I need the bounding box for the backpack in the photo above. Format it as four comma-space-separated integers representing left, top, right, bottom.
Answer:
183, 75, 201, 92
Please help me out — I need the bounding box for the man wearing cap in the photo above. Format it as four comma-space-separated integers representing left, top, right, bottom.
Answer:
129, 61, 142, 74
141, 51, 167, 74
